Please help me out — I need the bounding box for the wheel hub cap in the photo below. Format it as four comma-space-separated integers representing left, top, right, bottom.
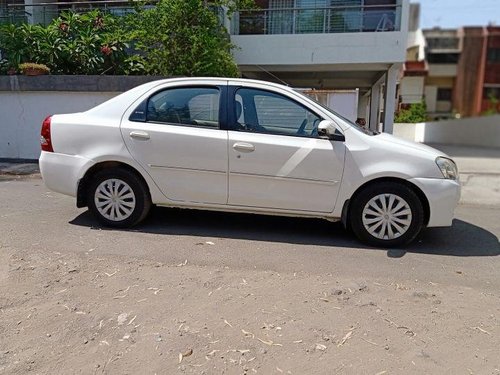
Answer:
94, 179, 136, 222
362, 194, 413, 240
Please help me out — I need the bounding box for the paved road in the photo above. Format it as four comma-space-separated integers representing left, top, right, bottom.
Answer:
1, 177, 499, 374
1, 176, 499, 290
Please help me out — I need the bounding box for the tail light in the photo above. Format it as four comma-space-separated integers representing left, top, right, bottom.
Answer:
41, 115, 53, 152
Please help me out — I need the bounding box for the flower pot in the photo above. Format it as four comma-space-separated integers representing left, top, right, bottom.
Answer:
23, 68, 48, 76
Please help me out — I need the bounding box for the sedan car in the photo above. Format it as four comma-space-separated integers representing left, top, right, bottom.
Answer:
39, 78, 460, 247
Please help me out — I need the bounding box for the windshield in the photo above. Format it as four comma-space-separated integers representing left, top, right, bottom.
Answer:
296, 91, 379, 136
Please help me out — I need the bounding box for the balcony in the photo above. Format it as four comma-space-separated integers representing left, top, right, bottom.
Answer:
232, 4, 402, 35
231, 2, 408, 75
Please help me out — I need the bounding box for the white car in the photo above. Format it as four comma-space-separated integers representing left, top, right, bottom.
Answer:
39, 78, 460, 247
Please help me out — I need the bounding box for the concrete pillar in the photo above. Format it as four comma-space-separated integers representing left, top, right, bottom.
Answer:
382, 64, 399, 134
357, 93, 369, 120
369, 82, 382, 132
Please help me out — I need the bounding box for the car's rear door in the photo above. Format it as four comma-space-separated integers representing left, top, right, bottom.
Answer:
121, 80, 228, 204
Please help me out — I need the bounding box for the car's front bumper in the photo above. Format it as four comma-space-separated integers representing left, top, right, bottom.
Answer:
409, 177, 461, 227
39, 151, 92, 197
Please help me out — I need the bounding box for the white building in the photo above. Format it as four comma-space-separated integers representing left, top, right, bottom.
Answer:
229, 0, 410, 133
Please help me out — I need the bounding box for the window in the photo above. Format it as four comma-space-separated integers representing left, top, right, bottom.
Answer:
145, 87, 220, 128
427, 53, 460, 64
362, 0, 397, 32
437, 88, 453, 101
234, 88, 322, 137
483, 87, 500, 100
487, 48, 500, 63
426, 37, 460, 51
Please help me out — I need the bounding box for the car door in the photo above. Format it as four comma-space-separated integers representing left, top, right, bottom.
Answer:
121, 81, 228, 204
227, 83, 345, 213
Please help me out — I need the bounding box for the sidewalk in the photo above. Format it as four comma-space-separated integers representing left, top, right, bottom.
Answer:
1, 144, 499, 206
0, 161, 39, 176
428, 143, 500, 175
429, 144, 500, 207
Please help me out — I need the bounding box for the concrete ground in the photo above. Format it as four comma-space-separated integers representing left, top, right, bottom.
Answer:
0, 144, 499, 374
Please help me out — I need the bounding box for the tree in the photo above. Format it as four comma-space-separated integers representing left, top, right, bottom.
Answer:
482, 92, 499, 116
125, 0, 252, 77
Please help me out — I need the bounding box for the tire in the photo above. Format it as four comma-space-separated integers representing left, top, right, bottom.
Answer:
349, 182, 424, 248
87, 168, 151, 228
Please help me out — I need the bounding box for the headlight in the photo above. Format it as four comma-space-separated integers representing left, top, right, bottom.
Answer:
436, 157, 459, 180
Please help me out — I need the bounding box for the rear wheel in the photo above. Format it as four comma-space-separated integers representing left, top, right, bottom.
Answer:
87, 168, 151, 228
349, 182, 424, 247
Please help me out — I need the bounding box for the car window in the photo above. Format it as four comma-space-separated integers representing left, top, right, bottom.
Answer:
234, 88, 321, 137
147, 87, 220, 128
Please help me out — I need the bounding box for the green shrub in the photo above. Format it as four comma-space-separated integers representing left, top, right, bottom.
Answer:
0, 0, 254, 76
0, 11, 138, 75
395, 101, 427, 123
482, 93, 499, 116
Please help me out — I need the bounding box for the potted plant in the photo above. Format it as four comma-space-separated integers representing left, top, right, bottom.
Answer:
18, 63, 50, 76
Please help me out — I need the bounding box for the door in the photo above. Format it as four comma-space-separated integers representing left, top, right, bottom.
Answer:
227, 86, 346, 213
121, 82, 228, 204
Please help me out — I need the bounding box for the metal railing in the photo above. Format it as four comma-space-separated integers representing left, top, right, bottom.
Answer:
232, 4, 401, 35
1, 1, 153, 25
1, 0, 400, 34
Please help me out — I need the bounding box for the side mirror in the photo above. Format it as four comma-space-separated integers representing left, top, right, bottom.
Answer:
317, 120, 345, 142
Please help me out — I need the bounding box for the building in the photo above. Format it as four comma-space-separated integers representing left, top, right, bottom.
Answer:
399, 3, 427, 107
229, 0, 410, 132
399, 4, 500, 120
2, 0, 410, 133
421, 27, 461, 119
455, 26, 500, 117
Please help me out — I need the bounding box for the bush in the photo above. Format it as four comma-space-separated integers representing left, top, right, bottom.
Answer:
0, 0, 254, 76
482, 93, 499, 116
0, 11, 140, 75
395, 101, 427, 123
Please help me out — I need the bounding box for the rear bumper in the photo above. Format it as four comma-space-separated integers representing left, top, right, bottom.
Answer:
39, 152, 92, 197
409, 177, 461, 227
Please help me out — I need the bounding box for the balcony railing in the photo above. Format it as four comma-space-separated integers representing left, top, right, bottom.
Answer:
232, 4, 402, 35
1, 1, 151, 25
1, 1, 400, 35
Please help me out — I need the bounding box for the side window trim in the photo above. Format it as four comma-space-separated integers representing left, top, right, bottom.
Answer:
129, 85, 227, 130
227, 85, 323, 138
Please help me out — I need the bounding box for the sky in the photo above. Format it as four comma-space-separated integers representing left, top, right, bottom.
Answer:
411, 0, 500, 29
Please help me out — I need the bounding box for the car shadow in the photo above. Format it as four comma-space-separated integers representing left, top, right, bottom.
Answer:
70, 206, 500, 258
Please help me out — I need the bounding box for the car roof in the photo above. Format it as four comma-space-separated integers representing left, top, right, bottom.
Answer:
148, 77, 293, 91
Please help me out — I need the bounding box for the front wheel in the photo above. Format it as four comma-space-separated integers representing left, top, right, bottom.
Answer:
87, 168, 151, 228
349, 182, 425, 247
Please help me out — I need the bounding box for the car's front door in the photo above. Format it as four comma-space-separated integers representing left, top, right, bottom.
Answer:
227, 84, 346, 213
121, 81, 228, 204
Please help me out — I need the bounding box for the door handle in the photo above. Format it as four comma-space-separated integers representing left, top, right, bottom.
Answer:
233, 142, 255, 152
129, 131, 150, 140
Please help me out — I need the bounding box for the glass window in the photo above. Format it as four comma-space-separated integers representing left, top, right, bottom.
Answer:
146, 87, 220, 128
427, 53, 460, 64
234, 88, 321, 137
487, 48, 500, 63
483, 87, 500, 100
437, 88, 453, 101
